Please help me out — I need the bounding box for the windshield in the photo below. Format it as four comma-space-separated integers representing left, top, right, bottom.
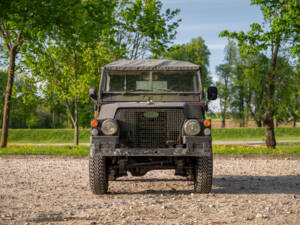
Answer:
104, 71, 199, 93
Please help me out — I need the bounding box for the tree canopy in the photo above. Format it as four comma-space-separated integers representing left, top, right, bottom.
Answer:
219, 0, 300, 148
22, 0, 181, 145
162, 37, 211, 88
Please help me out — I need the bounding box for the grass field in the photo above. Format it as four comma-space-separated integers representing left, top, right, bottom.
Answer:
3, 129, 91, 143
1, 127, 299, 144
0, 143, 299, 156
213, 143, 300, 155
0, 145, 89, 156
212, 127, 300, 141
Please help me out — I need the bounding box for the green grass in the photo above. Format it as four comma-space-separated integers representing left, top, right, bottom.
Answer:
1, 127, 299, 144
212, 127, 300, 141
0, 145, 89, 156
213, 143, 300, 155
2, 129, 91, 143
0, 143, 299, 156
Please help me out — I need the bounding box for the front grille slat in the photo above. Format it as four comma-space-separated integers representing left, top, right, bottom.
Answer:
115, 108, 184, 148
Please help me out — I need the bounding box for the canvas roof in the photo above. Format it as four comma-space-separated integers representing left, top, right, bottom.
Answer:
104, 59, 200, 71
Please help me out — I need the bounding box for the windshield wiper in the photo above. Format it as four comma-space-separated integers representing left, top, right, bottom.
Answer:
123, 88, 175, 93
154, 88, 174, 92
124, 89, 152, 93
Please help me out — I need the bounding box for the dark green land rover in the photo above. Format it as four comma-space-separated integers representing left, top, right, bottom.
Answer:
88, 59, 217, 194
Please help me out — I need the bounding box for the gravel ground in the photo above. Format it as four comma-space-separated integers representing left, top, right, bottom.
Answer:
0, 156, 300, 225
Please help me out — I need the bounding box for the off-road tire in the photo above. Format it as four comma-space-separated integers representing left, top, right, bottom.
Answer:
194, 156, 213, 193
89, 155, 108, 194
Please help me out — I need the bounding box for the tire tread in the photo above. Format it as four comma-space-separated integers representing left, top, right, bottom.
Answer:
89, 155, 108, 194
194, 156, 213, 193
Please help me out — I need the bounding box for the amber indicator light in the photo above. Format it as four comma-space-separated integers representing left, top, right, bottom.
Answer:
203, 120, 211, 127
91, 120, 99, 127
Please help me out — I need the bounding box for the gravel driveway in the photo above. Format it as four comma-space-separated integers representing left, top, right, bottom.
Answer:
0, 156, 300, 225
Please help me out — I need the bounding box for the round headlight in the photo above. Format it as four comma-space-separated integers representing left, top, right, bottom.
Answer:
184, 119, 201, 136
101, 119, 118, 136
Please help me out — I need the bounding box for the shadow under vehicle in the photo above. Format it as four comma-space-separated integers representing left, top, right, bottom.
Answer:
88, 59, 217, 194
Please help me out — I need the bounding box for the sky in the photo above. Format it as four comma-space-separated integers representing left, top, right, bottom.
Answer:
161, 0, 264, 82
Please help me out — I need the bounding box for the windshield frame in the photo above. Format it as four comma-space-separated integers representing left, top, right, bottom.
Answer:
98, 68, 204, 103
102, 70, 201, 94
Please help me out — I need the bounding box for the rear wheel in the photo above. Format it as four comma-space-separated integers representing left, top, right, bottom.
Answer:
89, 155, 108, 194
194, 156, 213, 193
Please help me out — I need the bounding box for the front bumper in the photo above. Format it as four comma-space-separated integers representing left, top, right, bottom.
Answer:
90, 136, 212, 157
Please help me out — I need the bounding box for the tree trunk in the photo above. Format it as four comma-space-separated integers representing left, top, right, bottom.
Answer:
0, 49, 17, 148
65, 100, 79, 146
74, 122, 79, 145
256, 120, 262, 127
245, 88, 252, 127
265, 117, 276, 148
221, 109, 226, 128
221, 117, 225, 128
222, 74, 229, 129
51, 110, 55, 128
67, 115, 70, 128
293, 118, 296, 127
239, 88, 245, 128
73, 47, 79, 146
74, 97, 79, 145
264, 43, 280, 149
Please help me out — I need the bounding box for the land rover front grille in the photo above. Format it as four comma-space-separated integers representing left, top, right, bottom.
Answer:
115, 108, 184, 148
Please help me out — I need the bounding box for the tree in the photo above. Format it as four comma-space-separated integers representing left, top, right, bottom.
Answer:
230, 55, 248, 127
0, 0, 92, 147
25, 0, 179, 144
25, 1, 116, 145
220, 0, 300, 148
216, 40, 251, 128
112, 0, 180, 59
243, 53, 269, 127
273, 56, 294, 124
216, 40, 237, 128
10, 74, 46, 128
162, 37, 212, 88
27, 44, 96, 144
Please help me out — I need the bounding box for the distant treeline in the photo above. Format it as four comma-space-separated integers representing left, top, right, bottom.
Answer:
214, 41, 300, 128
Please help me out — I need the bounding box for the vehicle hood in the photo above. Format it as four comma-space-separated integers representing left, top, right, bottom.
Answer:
99, 102, 185, 120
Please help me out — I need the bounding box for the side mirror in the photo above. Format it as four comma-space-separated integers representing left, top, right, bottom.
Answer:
88, 87, 97, 101
207, 86, 218, 100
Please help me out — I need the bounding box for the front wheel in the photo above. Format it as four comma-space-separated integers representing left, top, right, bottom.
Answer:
89, 155, 108, 194
194, 156, 213, 193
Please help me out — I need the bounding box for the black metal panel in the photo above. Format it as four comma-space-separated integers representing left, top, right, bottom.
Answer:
183, 103, 203, 119
115, 108, 184, 148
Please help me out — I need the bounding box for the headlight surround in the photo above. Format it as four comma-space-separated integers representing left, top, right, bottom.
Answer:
101, 119, 118, 136
183, 119, 201, 136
